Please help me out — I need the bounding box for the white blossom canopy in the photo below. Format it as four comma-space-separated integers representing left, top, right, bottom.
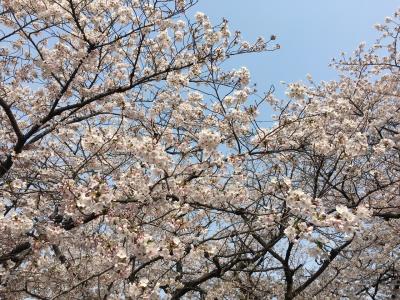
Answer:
0, 1, 399, 299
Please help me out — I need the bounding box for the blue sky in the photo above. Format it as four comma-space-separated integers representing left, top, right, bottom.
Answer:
192, 0, 399, 105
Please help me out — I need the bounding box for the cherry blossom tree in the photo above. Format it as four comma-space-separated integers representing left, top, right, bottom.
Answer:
0, 0, 399, 299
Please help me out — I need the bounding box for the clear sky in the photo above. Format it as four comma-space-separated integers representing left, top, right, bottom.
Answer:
191, 0, 399, 104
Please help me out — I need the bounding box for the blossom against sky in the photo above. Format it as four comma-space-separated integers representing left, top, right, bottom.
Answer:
195, 0, 399, 94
